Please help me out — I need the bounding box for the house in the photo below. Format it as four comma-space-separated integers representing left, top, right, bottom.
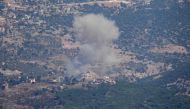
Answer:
29, 78, 36, 84
1, 82, 8, 90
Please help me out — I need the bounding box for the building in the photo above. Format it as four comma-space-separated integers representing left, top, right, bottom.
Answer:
1, 82, 8, 90
29, 78, 36, 84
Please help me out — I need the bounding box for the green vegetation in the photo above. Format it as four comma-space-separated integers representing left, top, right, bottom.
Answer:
54, 79, 190, 109
53, 61, 190, 109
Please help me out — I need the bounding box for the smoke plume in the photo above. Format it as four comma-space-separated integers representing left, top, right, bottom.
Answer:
66, 14, 120, 78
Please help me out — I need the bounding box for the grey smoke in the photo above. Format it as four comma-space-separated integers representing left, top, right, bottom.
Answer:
66, 14, 120, 77
73, 14, 119, 44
